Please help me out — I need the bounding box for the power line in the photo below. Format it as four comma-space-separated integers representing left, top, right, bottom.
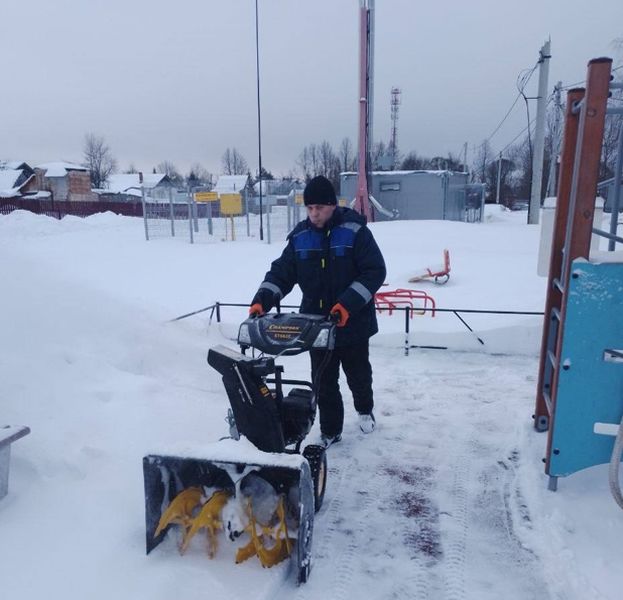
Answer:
472, 92, 554, 179
485, 92, 524, 143
481, 63, 539, 147
471, 118, 538, 179
560, 63, 623, 91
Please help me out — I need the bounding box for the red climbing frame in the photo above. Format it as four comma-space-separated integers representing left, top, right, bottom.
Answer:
374, 288, 436, 318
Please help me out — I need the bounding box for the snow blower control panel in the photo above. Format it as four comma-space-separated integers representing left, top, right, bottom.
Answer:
238, 313, 336, 355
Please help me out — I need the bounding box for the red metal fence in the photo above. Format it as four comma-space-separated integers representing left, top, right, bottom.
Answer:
0, 198, 143, 219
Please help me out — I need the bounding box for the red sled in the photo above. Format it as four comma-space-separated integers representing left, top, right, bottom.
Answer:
408, 249, 450, 285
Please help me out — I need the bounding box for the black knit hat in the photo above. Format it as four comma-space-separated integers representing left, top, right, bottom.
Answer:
303, 175, 337, 206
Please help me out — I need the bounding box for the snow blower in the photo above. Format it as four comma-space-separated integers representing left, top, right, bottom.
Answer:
143, 312, 335, 584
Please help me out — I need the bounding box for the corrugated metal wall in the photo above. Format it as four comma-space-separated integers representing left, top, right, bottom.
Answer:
339, 171, 474, 222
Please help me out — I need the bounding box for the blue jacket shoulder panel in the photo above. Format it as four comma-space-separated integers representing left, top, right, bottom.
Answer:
257, 206, 386, 345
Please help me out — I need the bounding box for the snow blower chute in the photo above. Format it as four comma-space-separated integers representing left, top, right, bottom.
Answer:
143, 312, 335, 584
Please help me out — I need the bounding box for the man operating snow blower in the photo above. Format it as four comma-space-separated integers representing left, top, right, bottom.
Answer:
250, 175, 386, 448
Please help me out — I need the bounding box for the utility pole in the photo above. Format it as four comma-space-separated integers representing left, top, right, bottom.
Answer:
496, 153, 503, 204
463, 142, 468, 174
528, 39, 551, 224
546, 81, 562, 198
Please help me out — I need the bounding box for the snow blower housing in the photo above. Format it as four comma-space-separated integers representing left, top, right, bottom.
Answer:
143, 313, 335, 584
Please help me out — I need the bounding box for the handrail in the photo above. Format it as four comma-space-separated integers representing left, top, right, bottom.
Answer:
170, 300, 543, 357
592, 227, 623, 244
175, 301, 543, 320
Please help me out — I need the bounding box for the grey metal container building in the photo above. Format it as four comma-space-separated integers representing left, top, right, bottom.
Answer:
339, 170, 484, 222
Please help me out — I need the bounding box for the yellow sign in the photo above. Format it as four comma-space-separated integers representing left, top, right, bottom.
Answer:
220, 193, 242, 215
338, 197, 349, 207
295, 194, 304, 205
195, 191, 218, 202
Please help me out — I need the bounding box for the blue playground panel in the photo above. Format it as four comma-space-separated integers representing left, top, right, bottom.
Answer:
549, 258, 623, 478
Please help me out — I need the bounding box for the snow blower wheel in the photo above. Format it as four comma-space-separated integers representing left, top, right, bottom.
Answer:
303, 445, 327, 512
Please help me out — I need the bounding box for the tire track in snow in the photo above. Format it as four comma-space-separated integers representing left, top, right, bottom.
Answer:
326, 465, 386, 600
442, 456, 469, 600
287, 460, 351, 600
386, 556, 432, 600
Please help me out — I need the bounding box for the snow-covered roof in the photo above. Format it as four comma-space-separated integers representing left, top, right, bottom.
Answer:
21, 190, 51, 200
0, 169, 35, 198
254, 179, 268, 194
0, 160, 30, 171
105, 173, 169, 195
36, 161, 88, 177
0, 169, 22, 190
213, 175, 248, 193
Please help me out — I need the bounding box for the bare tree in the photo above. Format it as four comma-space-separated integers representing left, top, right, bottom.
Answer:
400, 151, 427, 170
339, 137, 355, 172
297, 146, 312, 181
83, 133, 117, 189
297, 143, 320, 181
156, 161, 183, 185
370, 140, 387, 170
296, 141, 341, 188
221, 148, 248, 175
472, 140, 493, 184
445, 153, 465, 172
187, 163, 213, 188
317, 141, 335, 176
507, 137, 533, 203
601, 66, 623, 180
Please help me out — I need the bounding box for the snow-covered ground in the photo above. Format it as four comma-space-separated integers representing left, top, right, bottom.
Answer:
1, 207, 621, 600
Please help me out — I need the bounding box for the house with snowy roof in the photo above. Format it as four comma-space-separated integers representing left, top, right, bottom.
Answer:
35, 161, 97, 202
213, 174, 250, 194
97, 173, 173, 202
0, 161, 38, 199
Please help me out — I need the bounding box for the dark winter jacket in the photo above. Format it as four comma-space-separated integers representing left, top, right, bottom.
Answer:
253, 207, 386, 346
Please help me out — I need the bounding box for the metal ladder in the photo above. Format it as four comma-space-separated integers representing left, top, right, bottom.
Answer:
533, 58, 613, 489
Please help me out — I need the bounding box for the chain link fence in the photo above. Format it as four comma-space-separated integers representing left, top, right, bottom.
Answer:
143, 192, 305, 244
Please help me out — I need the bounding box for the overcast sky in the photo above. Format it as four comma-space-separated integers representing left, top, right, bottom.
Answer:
1, 0, 622, 177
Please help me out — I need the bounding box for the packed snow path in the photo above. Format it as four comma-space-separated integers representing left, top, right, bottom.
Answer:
269, 347, 550, 600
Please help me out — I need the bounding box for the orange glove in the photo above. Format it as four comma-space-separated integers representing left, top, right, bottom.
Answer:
330, 303, 349, 327
249, 303, 265, 317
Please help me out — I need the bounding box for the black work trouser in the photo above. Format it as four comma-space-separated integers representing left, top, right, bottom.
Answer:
310, 340, 374, 437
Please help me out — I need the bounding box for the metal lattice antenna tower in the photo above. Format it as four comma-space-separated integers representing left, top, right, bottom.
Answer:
390, 87, 401, 169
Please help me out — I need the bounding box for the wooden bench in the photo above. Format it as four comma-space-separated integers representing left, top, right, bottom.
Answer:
0, 425, 30, 500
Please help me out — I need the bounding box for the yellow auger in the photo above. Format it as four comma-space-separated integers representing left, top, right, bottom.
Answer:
235, 496, 295, 568
154, 487, 203, 538
155, 486, 295, 569
180, 489, 231, 557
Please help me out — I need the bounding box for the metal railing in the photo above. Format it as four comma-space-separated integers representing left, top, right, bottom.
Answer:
171, 301, 543, 357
